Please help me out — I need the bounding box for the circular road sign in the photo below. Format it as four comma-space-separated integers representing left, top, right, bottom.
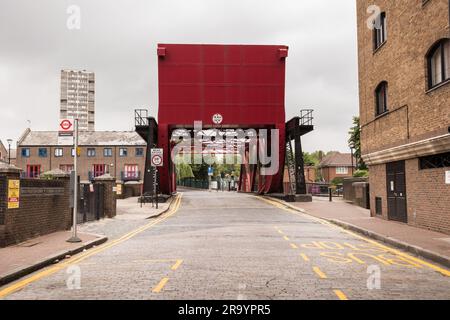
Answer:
212, 113, 223, 125
151, 154, 163, 166
60, 119, 73, 131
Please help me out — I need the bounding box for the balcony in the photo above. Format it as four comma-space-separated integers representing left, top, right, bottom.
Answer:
121, 171, 141, 182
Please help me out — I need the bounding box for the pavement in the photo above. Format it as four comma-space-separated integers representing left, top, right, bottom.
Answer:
0, 231, 107, 286
0, 196, 173, 287
0, 189, 449, 300
278, 196, 450, 268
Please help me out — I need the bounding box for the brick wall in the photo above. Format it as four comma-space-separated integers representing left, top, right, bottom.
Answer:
368, 164, 387, 219
0, 172, 72, 247
406, 159, 450, 234
357, 0, 450, 156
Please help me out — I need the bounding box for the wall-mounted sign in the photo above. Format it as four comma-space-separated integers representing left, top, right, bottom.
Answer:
151, 148, 164, 167
8, 179, 20, 209
446, 171, 450, 185
116, 184, 122, 195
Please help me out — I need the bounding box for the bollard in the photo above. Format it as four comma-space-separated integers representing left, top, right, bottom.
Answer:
329, 188, 333, 202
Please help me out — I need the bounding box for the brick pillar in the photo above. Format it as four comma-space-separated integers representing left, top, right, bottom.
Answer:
94, 174, 117, 218
0, 163, 22, 247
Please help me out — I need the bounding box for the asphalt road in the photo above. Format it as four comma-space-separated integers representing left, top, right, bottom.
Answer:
1, 189, 450, 300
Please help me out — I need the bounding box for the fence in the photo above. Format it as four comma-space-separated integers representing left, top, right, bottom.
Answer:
177, 178, 209, 190
306, 183, 343, 197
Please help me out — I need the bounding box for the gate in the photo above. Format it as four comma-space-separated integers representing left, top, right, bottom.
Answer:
78, 183, 105, 223
386, 161, 407, 223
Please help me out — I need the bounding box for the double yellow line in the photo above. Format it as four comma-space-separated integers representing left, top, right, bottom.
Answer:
0, 193, 183, 299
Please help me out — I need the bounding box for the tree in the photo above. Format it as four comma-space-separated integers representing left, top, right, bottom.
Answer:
348, 116, 367, 170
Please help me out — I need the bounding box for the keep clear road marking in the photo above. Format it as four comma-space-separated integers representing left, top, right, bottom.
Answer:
313, 266, 328, 279
0, 193, 184, 299
152, 277, 170, 293
257, 196, 450, 277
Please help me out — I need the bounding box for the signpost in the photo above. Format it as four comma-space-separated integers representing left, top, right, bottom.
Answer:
208, 166, 213, 192
67, 118, 81, 243
151, 148, 163, 209
58, 118, 74, 144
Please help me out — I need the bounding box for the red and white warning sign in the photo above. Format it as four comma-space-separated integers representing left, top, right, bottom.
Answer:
212, 113, 223, 125
151, 148, 164, 167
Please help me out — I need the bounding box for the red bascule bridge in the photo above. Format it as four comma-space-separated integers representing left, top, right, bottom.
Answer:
135, 44, 314, 201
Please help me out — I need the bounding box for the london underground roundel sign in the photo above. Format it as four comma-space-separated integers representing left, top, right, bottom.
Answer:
59, 119, 73, 132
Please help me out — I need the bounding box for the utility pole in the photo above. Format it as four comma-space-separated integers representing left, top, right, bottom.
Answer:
67, 118, 81, 243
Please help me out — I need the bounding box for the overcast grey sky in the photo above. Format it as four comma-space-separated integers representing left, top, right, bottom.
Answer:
0, 0, 359, 153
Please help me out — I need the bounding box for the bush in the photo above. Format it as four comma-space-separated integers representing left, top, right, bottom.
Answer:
353, 170, 369, 178
331, 177, 344, 186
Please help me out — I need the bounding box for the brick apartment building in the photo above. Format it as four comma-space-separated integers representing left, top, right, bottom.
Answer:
356, 1, 450, 233
317, 152, 356, 183
15, 129, 146, 183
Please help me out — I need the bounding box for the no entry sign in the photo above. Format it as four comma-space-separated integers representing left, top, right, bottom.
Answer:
151, 148, 164, 167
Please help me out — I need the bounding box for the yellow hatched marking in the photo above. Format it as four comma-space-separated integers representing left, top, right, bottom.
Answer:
152, 277, 169, 293
334, 290, 348, 300
171, 260, 183, 271
300, 253, 310, 262
313, 266, 327, 279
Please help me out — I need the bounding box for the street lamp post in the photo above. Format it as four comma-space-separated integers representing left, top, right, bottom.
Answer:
7, 139, 13, 165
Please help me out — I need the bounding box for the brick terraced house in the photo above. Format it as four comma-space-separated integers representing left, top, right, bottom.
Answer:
15, 129, 146, 184
317, 152, 356, 183
356, 0, 450, 233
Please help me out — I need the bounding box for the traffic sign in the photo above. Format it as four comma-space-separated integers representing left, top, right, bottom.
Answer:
212, 113, 223, 125
151, 148, 164, 167
208, 166, 213, 176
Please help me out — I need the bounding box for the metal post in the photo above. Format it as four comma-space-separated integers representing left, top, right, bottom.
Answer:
329, 187, 333, 202
208, 176, 211, 192
68, 119, 81, 243
154, 167, 158, 209
7, 141, 11, 165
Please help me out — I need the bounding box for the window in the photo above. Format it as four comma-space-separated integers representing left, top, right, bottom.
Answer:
373, 12, 387, 50
91, 164, 108, 180
336, 167, 349, 175
38, 148, 48, 158
119, 148, 128, 157
136, 148, 144, 157
375, 81, 388, 116
87, 148, 96, 157
427, 39, 450, 89
54, 148, 63, 157
26, 165, 41, 178
60, 164, 74, 173
104, 148, 113, 157
123, 164, 139, 180
419, 152, 450, 169
21, 148, 30, 158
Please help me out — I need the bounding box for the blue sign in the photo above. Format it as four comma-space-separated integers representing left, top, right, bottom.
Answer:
208, 167, 213, 176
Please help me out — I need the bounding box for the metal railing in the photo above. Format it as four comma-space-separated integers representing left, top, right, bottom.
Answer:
299, 109, 314, 126
121, 171, 141, 182
135, 109, 149, 127
306, 182, 343, 197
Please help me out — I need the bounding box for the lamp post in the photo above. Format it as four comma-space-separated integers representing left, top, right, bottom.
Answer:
6, 139, 13, 165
